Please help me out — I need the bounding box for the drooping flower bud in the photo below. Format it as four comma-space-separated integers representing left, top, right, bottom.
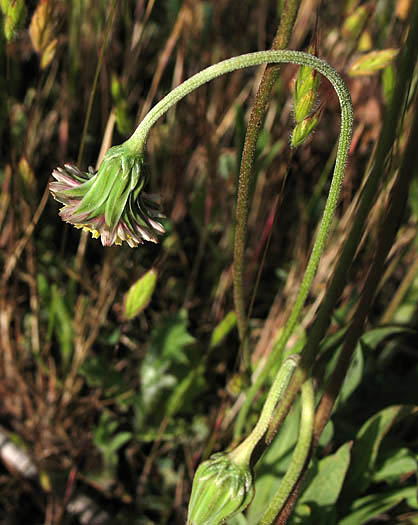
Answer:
49, 144, 165, 247
187, 452, 254, 525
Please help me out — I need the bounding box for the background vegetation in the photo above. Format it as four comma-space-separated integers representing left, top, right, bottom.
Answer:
0, 1, 417, 524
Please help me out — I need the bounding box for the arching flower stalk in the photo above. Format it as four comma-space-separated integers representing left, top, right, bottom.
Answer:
50, 50, 352, 250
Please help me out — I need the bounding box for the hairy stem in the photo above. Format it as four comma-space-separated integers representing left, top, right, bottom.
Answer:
260, 379, 314, 525
229, 355, 299, 467
126, 51, 352, 155
234, 0, 301, 367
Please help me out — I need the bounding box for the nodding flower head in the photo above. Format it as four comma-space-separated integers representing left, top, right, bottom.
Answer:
49, 144, 165, 247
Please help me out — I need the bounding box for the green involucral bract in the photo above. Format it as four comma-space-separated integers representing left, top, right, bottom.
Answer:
49, 143, 165, 247
186, 452, 254, 525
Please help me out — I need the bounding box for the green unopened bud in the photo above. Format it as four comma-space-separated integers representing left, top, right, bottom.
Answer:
291, 107, 322, 148
348, 48, 399, 77
2, 0, 26, 42
187, 452, 254, 525
294, 52, 320, 124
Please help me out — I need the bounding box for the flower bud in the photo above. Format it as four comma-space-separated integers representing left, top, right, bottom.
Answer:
187, 452, 254, 525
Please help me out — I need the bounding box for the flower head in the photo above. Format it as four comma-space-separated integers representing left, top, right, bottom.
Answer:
187, 452, 254, 525
50, 144, 165, 247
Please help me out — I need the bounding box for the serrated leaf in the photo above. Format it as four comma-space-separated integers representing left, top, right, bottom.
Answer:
123, 268, 158, 320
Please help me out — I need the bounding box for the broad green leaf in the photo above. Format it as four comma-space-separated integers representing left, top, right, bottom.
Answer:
339, 486, 417, 525
123, 268, 158, 320
138, 354, 176, 420
136, 310, 196, 425
341, 405, 414, 503
210, 311, 237, 349
294, 442, 351, 524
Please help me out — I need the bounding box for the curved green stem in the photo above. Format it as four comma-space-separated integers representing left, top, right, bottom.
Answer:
259, 379, 314, 525
121, 51, 352, 441
229, 355, 299, 467
126, 51, 352, 156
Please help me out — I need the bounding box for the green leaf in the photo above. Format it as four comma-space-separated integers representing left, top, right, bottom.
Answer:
123, 268, 158, 320
295, 442, 351, 524
339, 486, 417, 525
49, 285, 73, 370
79, 355, 133, 404
149, 309, 195, 365
93, 412, 132, 481
341, 405, 414, 503
165, 365, 204, 418
372, 448, 417, 485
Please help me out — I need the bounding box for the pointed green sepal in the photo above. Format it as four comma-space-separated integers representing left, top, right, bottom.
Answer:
187, 452, 254, 525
